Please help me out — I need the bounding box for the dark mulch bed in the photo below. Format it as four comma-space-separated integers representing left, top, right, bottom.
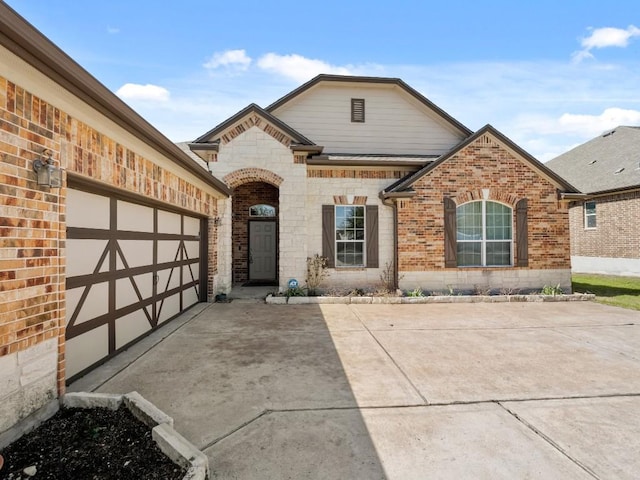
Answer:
0, 405, 185, 480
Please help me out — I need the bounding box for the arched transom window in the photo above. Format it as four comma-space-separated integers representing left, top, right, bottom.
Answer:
456, 200, 512, 266
249, 204, 276, 217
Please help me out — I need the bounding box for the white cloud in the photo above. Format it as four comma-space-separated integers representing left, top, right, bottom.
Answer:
558, 107, 640, 136
116, 83, 170, 102
573, 25, 640, 62
203, 49, 252, 71
257, 53, 354, 83
107, 26, 120, 34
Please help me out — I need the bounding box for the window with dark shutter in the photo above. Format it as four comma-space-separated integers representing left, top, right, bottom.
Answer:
322, 205, 335, 268
322, 204, 378, 268
351, 98, 365, 123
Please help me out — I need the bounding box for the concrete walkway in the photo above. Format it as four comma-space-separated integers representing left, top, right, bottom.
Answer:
70, 301, 640, 479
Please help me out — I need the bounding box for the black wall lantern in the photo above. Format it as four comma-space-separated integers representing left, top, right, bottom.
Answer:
33, 149, 62, 188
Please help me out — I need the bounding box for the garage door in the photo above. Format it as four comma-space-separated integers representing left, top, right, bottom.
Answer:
65, 188, 204, 381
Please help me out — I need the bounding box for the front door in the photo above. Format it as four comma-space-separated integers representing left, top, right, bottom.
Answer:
249, 221, 277, 282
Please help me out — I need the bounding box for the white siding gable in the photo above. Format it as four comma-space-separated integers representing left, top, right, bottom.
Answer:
271, 83, 465, 155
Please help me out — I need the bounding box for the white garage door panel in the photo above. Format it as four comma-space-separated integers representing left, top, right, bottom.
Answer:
66, 239, 109, 277
117, 240, 154, 269
116, 310, 152, 350
183, 263, 199, 285
117, 200, 154, 233
116, 273, 153, 309
184, 216, 200, 236
65, 282, 109, 326
66, 188, 204, 381
158, 294, 181, 324
158, 210, 181, 234
67, 190, 110, 229
66, 324, 109, 379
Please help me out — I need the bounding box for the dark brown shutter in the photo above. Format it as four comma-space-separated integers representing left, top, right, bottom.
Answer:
322, 205, 335, 267
516, 198, 528, 267
444, 197, 457, 268
366, 205, 379, 268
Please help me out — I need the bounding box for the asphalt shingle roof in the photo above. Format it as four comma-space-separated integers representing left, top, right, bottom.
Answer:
546, 126, 640, 194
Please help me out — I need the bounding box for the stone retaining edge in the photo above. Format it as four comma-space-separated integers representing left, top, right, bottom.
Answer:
61, 391, 208, 480
267, 293, 595, 305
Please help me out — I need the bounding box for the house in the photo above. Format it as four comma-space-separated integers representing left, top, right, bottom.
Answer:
546, 126, 640, 276
188, 75, 577, 295
0, 3, 228, 437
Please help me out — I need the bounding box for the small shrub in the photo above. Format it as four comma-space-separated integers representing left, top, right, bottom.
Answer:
474, 284, 491, 296
406, 287, 424, 297
306, 254, 329, 296
286, 286, 307, 297
349, 288, 366, 297
541, 284, 563, 296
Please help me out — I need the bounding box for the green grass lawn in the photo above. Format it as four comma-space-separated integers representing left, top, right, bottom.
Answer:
572, 274, 640, 311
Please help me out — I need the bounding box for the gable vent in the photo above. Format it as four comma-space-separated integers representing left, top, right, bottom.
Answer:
351, 98, 365, 123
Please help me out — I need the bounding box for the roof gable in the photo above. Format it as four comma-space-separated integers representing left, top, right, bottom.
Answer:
192, 103, 316, 146
384, 125, 578, 195
546, 126, 640, 194
265, 75, 471, 156
267, 74, 472, 136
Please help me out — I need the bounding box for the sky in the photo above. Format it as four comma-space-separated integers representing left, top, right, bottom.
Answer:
5, 0, 640, 161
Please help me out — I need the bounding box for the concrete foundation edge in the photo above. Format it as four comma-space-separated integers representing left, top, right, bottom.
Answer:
266, 293, 595, 304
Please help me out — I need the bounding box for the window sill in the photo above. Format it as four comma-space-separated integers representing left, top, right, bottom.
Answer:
334, 266, 366, 271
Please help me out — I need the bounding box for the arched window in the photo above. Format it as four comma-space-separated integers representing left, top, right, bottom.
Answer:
249, 204, 276, 217
456, 200, 512, 266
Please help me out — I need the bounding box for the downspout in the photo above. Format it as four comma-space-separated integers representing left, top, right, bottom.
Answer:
379, 192, 399, 291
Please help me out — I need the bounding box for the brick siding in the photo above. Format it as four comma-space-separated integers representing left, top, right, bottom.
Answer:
397, 133, 571, 272
569, 191, 640, 259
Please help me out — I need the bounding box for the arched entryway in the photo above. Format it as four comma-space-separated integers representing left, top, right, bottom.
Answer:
232, 181, 279, 285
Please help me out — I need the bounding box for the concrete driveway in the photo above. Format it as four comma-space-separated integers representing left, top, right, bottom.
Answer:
70, 301, 640, 479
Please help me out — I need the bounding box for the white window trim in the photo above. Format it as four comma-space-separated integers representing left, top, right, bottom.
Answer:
584, 201, 597, 230
457, 199, 514, 267
335, 205, 366, 268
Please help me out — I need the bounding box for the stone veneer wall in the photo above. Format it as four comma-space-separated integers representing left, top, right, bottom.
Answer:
396, 133, 572, 292
211, 126, 308, 291
0, 68, 220, 434
306, 172, 410, 291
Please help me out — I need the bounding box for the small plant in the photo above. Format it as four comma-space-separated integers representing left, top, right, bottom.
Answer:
541, 284, 563, 296
286, 286, 307, 297
306, 254, 329, 296
474, 284, 491, 296
348, 288, 366, 297
500, 287, 520, 296
446, 284, 455, 296
406, 287, 424, 297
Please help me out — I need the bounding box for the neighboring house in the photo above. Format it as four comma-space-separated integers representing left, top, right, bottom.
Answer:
0, 4, 228, 436
188, 75, 577, 295
546, 126, 640, 276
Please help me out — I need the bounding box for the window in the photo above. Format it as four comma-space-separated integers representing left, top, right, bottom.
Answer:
584, 201, 596, 229
456, 200, 512, 267
249, 204, 276, 217
335, 206, 365, 266
322, 205, 378, 269
351, 98, 365, 123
